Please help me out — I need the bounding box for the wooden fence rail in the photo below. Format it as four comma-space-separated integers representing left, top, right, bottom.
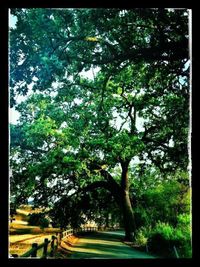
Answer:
10, 226, 120, 258
11, 235, 58, 258
62, 226, 98, 238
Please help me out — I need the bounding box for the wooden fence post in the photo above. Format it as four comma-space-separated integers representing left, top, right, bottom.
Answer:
57, 232, 61, 245
50, 236, 56, 257
55, 237, 58, 249
31, 243, 38, 257
42, 238, 49, 258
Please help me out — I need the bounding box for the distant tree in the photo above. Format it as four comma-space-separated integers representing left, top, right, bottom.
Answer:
28, 213, 49, 228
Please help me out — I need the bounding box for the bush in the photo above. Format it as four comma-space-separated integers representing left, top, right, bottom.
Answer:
134, 226, 151, 246
135, 229, 148, 246
28, 213, 49, 228
177, 213, 190, 225
39, 217, 49, 228
152, 222, 174, 240
172, 214, 192, 258
148, 220, 192, 258
172, 228, 192, 258
148, 222, 173, 257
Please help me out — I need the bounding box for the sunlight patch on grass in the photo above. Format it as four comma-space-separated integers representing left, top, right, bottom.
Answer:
19, 234, 53, 244
10, 223, 37, 229
9, 234, 41, 243
9, 234, 55, 256
9, 222, 60, 235
9, 243, 31, 256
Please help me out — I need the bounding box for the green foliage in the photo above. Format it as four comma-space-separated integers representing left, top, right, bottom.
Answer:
152, 222, 174, 240
39, 217, 49, 229
28, 213, 49, 228
131, 169, 191, 258
132, 169, 191, 228
174, 213, 192, 257
177, 213, 191, 226
134, 227, 148, 246
147, 219, 192, 258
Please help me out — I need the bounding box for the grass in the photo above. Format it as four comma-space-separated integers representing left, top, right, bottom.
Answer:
9, 234, 55, 256
10, 205, 60, 235
17, 205, 46, 214
10, 224, 60, 235
10, 234, 43, 243
14, 212, 29, 222
9, 205, 61, 257
9, 243, 31, 256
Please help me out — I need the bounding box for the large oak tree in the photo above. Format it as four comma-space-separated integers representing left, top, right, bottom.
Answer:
9, 8, 190, 241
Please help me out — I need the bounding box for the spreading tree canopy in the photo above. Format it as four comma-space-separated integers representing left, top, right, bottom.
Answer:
9, 8, 190, 241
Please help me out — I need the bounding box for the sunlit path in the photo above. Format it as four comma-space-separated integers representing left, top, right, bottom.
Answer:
68, 231, 157, 259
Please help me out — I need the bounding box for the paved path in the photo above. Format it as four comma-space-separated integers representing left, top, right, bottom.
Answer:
68, 231, 157, 259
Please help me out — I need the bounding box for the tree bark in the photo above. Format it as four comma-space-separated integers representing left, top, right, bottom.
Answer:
121, 190, 136, 241
105, 212, 110, 228
100, 167, 136, 240
120, 161, 136, 241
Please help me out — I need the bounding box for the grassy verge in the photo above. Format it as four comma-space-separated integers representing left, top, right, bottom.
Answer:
9, 205, 61, 257
10, 222, 60, 235
9, 233, 57, 256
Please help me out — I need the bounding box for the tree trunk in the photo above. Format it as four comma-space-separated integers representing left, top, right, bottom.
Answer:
105, 212, 109, 228
120, 161, 136, 241
121, 190, 136, 241
71, 166, 136, 241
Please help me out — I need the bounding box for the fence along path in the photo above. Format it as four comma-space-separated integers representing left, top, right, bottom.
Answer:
10, 227, 99, 258
11, 235, 58, 258
10, 227, 180, 259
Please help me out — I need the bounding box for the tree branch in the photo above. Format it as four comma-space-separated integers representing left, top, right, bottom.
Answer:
80, 39, 188, 66
67, 179, 121, 204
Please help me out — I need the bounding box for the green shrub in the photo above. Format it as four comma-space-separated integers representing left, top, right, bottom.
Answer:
177, 213, 190, 225
152, 221, 174, 240
39, 217, 49, 228
148, 220, 192, 258
172, 215, 192, 258
135, 230, 148, 246
148, 222, 175, 257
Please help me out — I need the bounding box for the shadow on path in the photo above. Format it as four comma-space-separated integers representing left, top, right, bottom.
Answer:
69, 231, 157, 259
